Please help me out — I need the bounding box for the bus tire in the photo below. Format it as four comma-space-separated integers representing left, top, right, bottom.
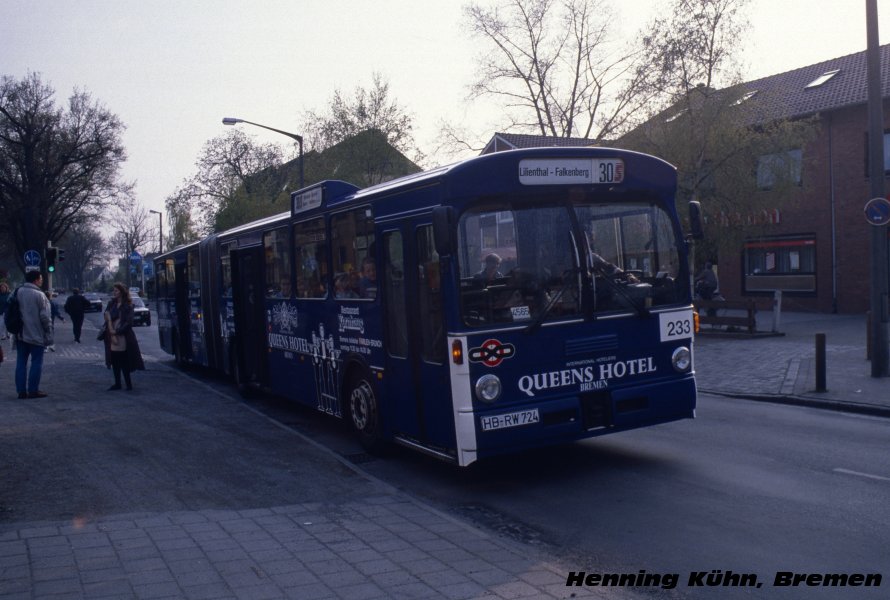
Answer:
345, 371, 385, 453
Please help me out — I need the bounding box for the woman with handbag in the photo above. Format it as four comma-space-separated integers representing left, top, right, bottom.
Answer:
102, 283, 145, 391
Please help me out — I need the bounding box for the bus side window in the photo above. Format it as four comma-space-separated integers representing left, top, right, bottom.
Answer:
294, 218, 327, 299
331, 207, 375, 300
383, 231, 408, 357
187, 249, 201, 298
264, 227, 292, 298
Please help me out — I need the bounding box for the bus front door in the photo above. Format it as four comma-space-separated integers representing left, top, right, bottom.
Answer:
231, 246, 267, 386
382, 223, 454, 453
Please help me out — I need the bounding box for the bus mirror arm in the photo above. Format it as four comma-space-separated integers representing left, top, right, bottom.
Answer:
432, 206, 455, 256
688, 201, 704, 240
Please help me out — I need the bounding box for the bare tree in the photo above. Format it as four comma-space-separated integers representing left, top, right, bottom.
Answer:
171, 129, 287, 234
302, 73, 423, 166
163, 183, 202, 249
58, 223, 108, 290
641, 0, 749, 106
461, 0, 653, 141
622, 0, 818, 256
109, 193, 156, 288
0, 72, 128, 274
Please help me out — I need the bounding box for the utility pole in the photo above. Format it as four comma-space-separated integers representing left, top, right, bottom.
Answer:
866, 0, 890, 376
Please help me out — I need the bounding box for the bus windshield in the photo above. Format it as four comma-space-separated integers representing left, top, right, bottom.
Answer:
457, 201, 685, 326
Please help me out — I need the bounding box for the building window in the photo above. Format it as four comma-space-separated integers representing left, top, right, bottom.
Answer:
804, 69, 839, 89
743, 236, 816, 293
757, 149, 802, 189
732, 90, 758, 105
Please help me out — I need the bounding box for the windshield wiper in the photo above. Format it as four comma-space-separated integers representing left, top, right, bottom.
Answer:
524, 269, 580, 334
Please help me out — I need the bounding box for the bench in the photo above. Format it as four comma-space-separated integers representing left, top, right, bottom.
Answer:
694, 298, 758, 333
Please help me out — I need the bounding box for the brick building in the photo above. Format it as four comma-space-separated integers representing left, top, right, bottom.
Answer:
705, 45, 890, 314
481, 45, 890, 314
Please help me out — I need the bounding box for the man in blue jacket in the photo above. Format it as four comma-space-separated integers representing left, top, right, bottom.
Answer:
15, 271, 53, 399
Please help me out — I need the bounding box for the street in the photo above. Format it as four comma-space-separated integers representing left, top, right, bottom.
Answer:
355, 395, 890, 598
1, 304, 887, 599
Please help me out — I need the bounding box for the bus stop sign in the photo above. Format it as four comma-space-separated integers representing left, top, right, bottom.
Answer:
864, 197, 890, 226
129, 250, 143, 264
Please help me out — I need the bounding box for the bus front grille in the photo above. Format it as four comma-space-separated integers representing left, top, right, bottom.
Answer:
580, 391, 612, 430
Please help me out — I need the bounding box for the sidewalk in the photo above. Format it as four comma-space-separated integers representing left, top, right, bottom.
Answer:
695, 309, 890, 417
0, 330, 613, 600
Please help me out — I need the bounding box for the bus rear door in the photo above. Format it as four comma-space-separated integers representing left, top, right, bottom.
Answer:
231, 246, 268, 386
174, 261, 191, 363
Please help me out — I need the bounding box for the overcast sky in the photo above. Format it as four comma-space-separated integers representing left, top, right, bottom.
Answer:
3, 0, 890, 226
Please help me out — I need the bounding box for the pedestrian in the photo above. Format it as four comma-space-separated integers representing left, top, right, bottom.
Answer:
63, 288, 90, 343
0, 281, 11, 340
695, 261, 719, 300
101, 283, 145, 391
14, 271, 52, 399
48, 292, 65, 324
45, 291, 64, 352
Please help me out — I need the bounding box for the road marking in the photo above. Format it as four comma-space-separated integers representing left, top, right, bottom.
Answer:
833, 468, 890, 482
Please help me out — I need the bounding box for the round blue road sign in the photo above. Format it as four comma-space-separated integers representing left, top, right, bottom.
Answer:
864, 197, 890, 226
24, 250, 41, 266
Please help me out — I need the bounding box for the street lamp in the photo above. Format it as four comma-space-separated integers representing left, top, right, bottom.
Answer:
149, 209, 163, 254
222, 117, 304, 190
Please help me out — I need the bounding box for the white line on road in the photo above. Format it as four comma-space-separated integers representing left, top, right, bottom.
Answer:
833, 468, 890, 482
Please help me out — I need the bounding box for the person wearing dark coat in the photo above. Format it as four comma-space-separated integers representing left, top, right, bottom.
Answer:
64, 288, 91, 343
102, 283, 145, 391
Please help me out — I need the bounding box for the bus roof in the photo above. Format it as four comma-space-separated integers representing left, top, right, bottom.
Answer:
321, 146, 676, 209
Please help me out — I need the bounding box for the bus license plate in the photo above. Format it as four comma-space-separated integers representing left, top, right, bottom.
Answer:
481, 409, 540, 431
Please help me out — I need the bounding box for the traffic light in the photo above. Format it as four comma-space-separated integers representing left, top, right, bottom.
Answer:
46, 247, 57, 272
57, 248, 65, 263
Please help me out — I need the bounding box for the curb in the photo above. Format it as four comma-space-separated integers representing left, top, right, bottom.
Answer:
699, 388, 890, 419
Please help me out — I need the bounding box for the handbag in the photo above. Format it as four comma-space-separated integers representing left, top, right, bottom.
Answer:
97, 324, 107, 341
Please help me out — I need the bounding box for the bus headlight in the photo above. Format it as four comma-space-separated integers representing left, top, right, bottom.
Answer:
475, 374, 502, 403
671, 346, 691, 372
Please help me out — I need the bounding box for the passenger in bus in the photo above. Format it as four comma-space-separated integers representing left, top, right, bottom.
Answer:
358, 257, 377, 298
335, 273, 359, 299
273, 279, 292, 298
474, 253, 504, 284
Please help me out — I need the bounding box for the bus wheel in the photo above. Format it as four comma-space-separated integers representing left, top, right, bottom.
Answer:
346, 372, 385, 453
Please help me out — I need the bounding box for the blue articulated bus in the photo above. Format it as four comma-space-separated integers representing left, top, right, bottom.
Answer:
155, 147, 701, 466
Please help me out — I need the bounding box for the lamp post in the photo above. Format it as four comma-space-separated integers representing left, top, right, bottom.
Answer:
222, 117, 304, 190
149, 209, 163, 254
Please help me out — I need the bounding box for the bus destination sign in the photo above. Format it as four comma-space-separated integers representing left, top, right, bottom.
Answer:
519, 158, 624, 186
292, 186, 323, 215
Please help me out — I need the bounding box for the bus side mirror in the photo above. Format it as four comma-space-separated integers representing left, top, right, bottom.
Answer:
433, 206, 454, 256
688, 201, 704, 240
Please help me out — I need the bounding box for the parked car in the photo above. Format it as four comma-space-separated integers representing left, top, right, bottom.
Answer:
83, 293, 104, 312
132, 296, 151, 326
129, 287, 141, 297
